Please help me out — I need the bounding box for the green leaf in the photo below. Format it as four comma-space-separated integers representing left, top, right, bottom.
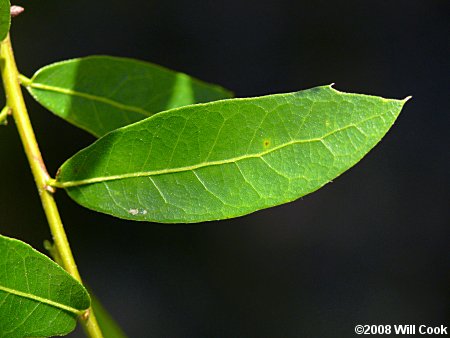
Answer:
91, 293, 128, 338
22, 56, 233, 137
54, 85, 408, 223
0, 0, 10, 41
0, 235, 90, 338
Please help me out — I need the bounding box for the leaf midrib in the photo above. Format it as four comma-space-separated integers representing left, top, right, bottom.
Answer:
55, 119, 376, 188
27, 81, 151, 117
0, 284, 83, 315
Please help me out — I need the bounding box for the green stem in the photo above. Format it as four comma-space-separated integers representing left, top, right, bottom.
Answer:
0, 34, 104, 338
18, 73, 32, 86
0, 105, 10, 124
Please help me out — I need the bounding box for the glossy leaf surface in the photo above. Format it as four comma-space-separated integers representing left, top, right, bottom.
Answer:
55, 85, 408, 223
22, 56, 233, 137
0, 0, 10, 41
0, 235, 90, 337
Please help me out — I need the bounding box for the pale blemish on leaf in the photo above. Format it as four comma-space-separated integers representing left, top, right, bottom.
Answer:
128, 209, 139, 216
129, 208, 147, 216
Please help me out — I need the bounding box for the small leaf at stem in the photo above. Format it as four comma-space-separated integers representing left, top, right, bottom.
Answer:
0, 0, 10, 41
55, 85, 408, 223
22, 56, 233, 137
0, 235, 90, 338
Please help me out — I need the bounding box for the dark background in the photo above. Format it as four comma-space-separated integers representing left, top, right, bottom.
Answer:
1, 0, 449, 337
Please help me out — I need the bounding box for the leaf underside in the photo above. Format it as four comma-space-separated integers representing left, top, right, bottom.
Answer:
0, 0, 10, 41
23, 56, 233, 137
0, 235, 90, 338
56, 85, 407, 223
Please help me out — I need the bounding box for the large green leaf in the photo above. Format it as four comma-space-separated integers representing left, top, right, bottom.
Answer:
0, 0, 10, 41
21, 56, 233, 137
54, 85, 408, 223
0, 235, 90, 337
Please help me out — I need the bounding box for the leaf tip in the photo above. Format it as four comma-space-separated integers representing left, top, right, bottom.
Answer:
403, 95, 413, 103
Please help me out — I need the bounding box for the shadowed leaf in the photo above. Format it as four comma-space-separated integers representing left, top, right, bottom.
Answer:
22, 56, 233, 137
91, 293, 128, 338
